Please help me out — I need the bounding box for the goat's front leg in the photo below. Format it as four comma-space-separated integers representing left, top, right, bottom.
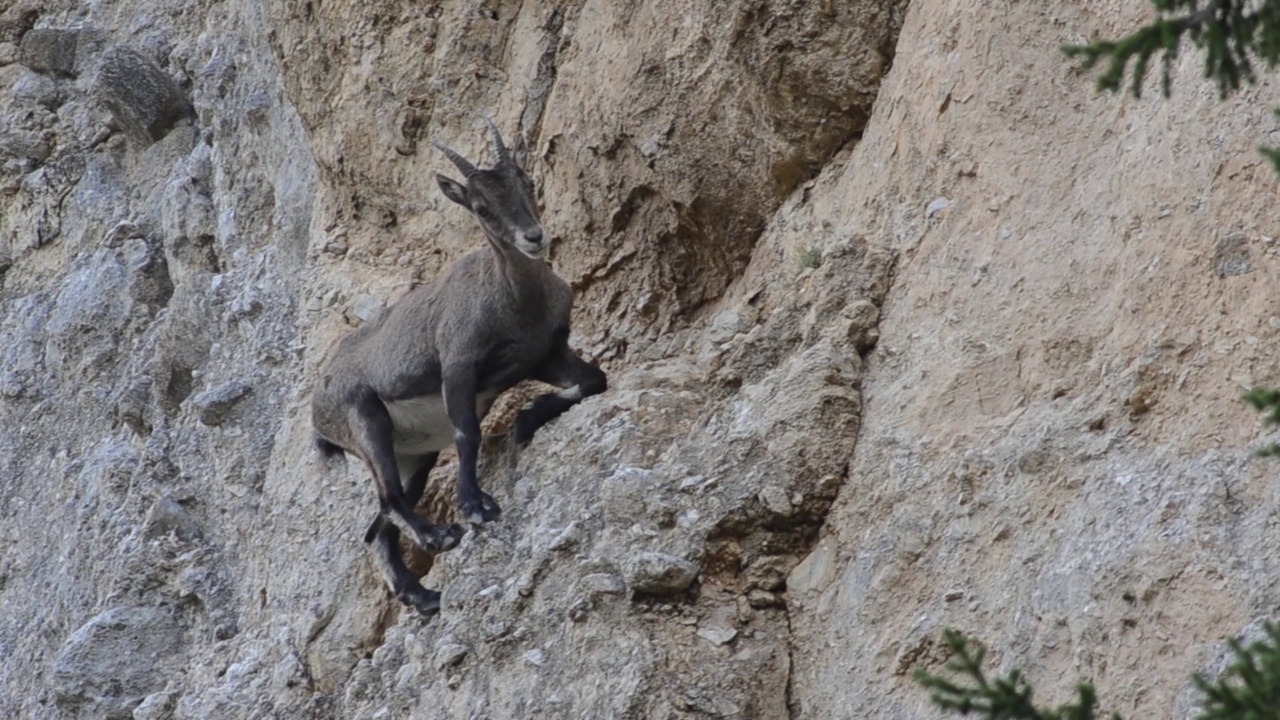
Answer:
443, 363, 502, 524
514, 342, 608, 444
347, 387, 462, 553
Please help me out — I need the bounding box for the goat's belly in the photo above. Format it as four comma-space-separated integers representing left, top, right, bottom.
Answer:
384, 395, 453, 454
383, 390, 499, 455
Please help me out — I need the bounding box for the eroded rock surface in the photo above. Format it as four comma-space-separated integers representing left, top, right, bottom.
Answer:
52, 605, 184, 719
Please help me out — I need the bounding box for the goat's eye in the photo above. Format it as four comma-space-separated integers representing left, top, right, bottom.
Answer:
474, 205, 493, 219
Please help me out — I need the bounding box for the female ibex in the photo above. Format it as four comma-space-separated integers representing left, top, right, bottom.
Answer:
311, 120, 607, 614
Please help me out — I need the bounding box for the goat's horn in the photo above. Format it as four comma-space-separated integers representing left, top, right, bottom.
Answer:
483, 115, 510, 166
433, 140, 479, 177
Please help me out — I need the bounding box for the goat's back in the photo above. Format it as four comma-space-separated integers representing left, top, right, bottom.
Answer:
312, 247, 573, 419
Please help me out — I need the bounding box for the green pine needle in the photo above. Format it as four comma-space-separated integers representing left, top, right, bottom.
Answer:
1245, 387, 1280, 456
918, 625, 1280, 720
1063, 0, 1280, 168
913, 630, 1116, 720
1192, 623, 1280, 719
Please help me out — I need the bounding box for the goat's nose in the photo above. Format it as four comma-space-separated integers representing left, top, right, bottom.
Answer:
525, 228, 544, 244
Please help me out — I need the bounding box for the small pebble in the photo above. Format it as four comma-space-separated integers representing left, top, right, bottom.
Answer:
624, 552, 698, 595
696, 627, 738, 646
192, 381, 252, 426
433, 642, 468, 670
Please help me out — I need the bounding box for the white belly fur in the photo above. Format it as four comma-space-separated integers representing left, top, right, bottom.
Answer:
384, 390, 500, 455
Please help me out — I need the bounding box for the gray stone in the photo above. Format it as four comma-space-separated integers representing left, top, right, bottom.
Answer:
789, 538, 837, 595
0, 370, 25, 398
94, 46, 194, 145
623, 552, 699, 595
696, 627, 738, 646
348, 294, 385, 324
541, 522, 580, 552
143, 495, 200, 541
191, 381, 252, 426
269, 653, 306, 695
0, 131, 49, 162
1, 4, 47, 44
757, 484, 794, 516
523, 648, 547, 667
44, 250, 131, 378
124, 238, 174, 309
131, 691, 176, 720
746, 590, 783, 609
19, 28, 82, 76
52, 606, 184, 719
433, 642, 469, 670
1213, 232, 1253, 278
678, 475, 711, 492
580, 573, 627, 597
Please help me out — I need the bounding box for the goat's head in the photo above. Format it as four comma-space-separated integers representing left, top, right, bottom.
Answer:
434, 119, 546, 259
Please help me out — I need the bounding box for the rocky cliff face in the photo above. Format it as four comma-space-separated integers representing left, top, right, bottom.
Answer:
1, 0, 1276, 718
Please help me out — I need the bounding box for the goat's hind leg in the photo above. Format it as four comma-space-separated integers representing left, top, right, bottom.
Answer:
365, 452, 463, 615
348, 388, 461, 553
367, 517, 441, 615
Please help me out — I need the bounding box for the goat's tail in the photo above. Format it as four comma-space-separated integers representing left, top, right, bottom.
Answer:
315, 436, 346, 459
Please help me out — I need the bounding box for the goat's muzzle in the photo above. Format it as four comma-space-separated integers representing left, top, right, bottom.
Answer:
515, 228, 548, 259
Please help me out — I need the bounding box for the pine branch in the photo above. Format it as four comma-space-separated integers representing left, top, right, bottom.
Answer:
1192, 622, 1280, 718
918, 626, 1280, 720
913, 630, 1118, 720
1244, 387, 1280, 457
1063, 0, 1280, 98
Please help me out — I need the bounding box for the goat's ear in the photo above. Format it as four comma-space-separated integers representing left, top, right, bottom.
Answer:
513, 135, 529, 170
436, 173, 469, 207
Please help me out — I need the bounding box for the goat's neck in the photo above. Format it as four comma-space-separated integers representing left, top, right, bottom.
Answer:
484, 234, 547, 306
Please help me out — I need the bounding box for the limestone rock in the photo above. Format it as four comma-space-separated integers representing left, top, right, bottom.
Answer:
696, 627, 738, 646
433, 642, 468, 671
623, 552, 699, 595
52, 606, 184, 719
130, 691, 177, 720
580, 573, 627, 597
0, 130, 50, 163
94, 46, 194, 145
10, 69, 64, 109
191, 380, 251, 426
18, 27, 89, 77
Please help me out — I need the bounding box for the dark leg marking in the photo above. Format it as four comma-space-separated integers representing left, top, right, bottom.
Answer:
365, 451, 464, 615
346, 388, 462, 552
514, 343, 607, 444
443, 363, 501, 524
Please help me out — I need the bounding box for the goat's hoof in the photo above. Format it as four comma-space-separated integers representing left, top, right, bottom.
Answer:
398, 586, 442, 616
462, 492, 501, 524
438, 523, 465, 551
415, 523, 466, 553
